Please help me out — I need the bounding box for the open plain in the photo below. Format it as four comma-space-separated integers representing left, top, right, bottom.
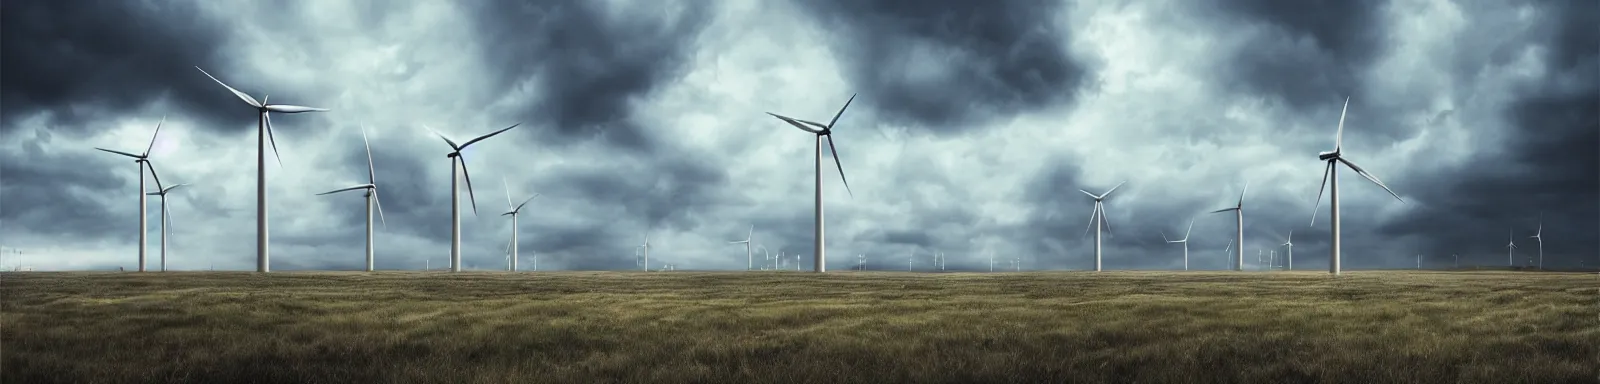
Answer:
2, 271, 1595, 384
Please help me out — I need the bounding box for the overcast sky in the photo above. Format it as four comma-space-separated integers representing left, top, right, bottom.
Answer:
2, 0, 1594, 272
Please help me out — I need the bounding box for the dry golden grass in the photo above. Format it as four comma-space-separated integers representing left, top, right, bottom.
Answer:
2, 271, 1596, 383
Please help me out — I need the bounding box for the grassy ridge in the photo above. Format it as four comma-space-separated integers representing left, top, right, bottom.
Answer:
2, 271, 1595, 384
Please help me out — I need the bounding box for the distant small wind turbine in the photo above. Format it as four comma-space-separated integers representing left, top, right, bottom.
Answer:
196, 67, 329, 273
94, 116, 166, 272
639, 233, 652, 271
1210, 182, 1249, 271
1161, 219, 1195, 270
1281, 230, 1295, 270
1310, 97, 1405, 276
1081, 181, 1127, 272
768, 94, 857, 273
1505, 229, 1517, 267
1223, 239, 1235, 269
316, 125, 387, 272
1416, 254, 1422, 269
1529, 217, 1544, 270
425, 123, 521, 272
500, 177, 538, 272
729, 225, 753, 271
145, 177, 188, 272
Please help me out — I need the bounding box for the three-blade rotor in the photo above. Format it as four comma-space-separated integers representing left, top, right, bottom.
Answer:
1080, 181, 1126, 238
196, 67, 328, 169
427, 123, 521, 216
767, 94, 857, 197
1310, 98, 1403, 225
501, 177, 540, 217
316, 125, 387, 228
95, 116, 168, 189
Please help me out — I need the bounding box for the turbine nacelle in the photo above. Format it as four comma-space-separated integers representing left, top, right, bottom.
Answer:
1318, 151, 1340, 161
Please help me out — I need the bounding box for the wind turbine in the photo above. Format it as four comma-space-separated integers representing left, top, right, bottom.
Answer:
1281, 230, 1295, 270
500, 177, 538, 272
1529, 217, 1544, 270
1223, 239, 1235, 269
989, 250, 995, 272
196, 67, 329, 273
145, 178, 188, 272
316, 125, 387, 272
767, 94, 857, 273
1210, 181, 1249, 271
1505, 229, 1517, 267
729, 225, 753, 271
94, 117, 166, 272
1161, 219, 1195, 270
425, 123, 520, 272
1081, 181, 1126, 272
1416, 254, 1422, 269
1311, 97, 1405, 275
639, 233, 652, 271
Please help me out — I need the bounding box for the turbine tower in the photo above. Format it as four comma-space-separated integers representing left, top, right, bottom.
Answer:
1080, 181, 1126, 272
93, 117, 166, 272
729, 225, 753, 271
767, 94, 857, 273
425, 124, 520, 272
1281, 230, 1295, 270
1310, 97, 1405, 275
1529, 218, 1544, 270
1505, 229, 1517, 267
639, 233, 651, 271
197, 67, 329, 273
500, 177, 538, 272
145, 177, 188, 272
1161, 219, 1195, 270
316, 125, 387, 272
1223, 239, 1235, 269
1209, 181, 1249, 271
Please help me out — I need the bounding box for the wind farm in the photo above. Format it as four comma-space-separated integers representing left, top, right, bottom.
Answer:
3, 1, 1595, 383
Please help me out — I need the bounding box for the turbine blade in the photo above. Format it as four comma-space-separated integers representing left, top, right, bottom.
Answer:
460, 123, 520, 149
1337, 158, 1403, 202
194, 67, 262, 108
144, 116, 166, 157
144, 162, 164, 193
1237, 181, 1249, 208
1078, 189, 1097, 199
164, 183, 190, 194
1336, 97, 1349, 151
1161, 231, 1170, 242
316, 184, 375, 195
1100, 203, 1113, 235
1209, 207, 1238, 214
826, 93, 857, 128
503, 177, 514, 210
459, 156, 479, 215
423, 125, 461, 148
263, 104, 329, 113
1102, 181, 1127, 198
1184, 219, 1195, 239
95, 148, 144, 159
767, 113, 823, 133
1310, 161, 1333, 225
372, 188, 387, 229
516, 194, 539, 211
826, 134, 852, 197
1083, 204, 1100, 238
265, 112, 284, 168
361, 124, 376, 185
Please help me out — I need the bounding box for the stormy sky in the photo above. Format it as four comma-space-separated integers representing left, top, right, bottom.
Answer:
2, 0, 1594, 272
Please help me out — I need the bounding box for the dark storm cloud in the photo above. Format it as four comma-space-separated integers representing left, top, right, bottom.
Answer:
467, 0, 713, 151
793, 0, 1090, 134
1199, 0, 1388, 112
0, 131, 126, 239
0, 0, 245, 135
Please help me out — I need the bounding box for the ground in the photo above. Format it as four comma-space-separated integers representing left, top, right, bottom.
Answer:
1, 271, 1595, 384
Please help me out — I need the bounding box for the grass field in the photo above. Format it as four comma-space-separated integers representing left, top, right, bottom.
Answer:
2, 271, 1596, 384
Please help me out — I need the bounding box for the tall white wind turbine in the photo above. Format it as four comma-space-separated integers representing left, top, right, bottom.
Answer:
1161, 219, 1195, 270
1310, 97, 1405, 275
196, 67, 329, 273
145, 177, 188, 272
767, 94, 858, 273
425, 124, 520, 272
1223, 239, 1235, 269
1281, 230, 1295, 270
1529, 217, 1543, 270
1506, 229, 1517, 267
729, 225, 753, 271
94, 117, 166, 272
316, 125, 387, 272
640, 233, 652, 271
500, 177, 538, 272
1081, 181, 1126, 272
1209, 182, 1249, 271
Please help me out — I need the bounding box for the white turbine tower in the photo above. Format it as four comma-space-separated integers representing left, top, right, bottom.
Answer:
1281, 230, 1295, 270
640, 233, 652, 272
316, 125, 387, 272
1209, 182, 1249, 271
500, 177, 538, 272
989, 250, 995, 272
1080, 181, 1126, 272
1505, 229, 1517, 267
729, 225, 753, 271
94, 117, 166, 272
1161, 219, 1195, 270
1529, 217, 1543, 270
196, 67, 329, 273
425, 124, 520, 272
1223, 239, 1235, 269
145, 178, 188, 272
767, 94, 857, 273
1310, 97, 1405, 275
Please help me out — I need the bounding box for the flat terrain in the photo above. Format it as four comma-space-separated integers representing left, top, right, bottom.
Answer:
2, 271, 1595, 384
